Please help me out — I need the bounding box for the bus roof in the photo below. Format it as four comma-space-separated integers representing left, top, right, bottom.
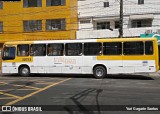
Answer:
4, 37, 157, 45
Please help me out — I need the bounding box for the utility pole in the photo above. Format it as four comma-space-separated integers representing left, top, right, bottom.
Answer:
119, 0, 123, 38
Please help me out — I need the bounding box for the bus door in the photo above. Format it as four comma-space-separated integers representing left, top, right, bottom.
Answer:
46, 43, 63, 73
82, 42, 104, 74
102, 42, 123, 74
123, 41, 150, 73
2, 46, 17, 73
30, 44, 46, 73
62, 43, 82, 74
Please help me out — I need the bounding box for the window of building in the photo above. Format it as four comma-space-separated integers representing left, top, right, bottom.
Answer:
80, 20, 90, 24
145, 41, 153, 55
115, 21, 120, 29
46, 19, 66, 31
0, 22, 3, 32
46, 0, 66, 6
47, 43, 64, 56
65, 43, 82, 56
23, 0, 42, 8
17, 44, 29, 56
96, 22, 110, 30
123, 42, 144, 55
103, 42, 122, 55
23, 20, 42, 32
104, 2, 109, 7
30, 44, 46, 56
131, 19, 152, 28
0, 2, 3, 9
84, 43, 102, 56
138, 0, 144, 4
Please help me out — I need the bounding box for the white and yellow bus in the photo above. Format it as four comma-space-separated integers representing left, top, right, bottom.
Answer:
2, 38, 159, 78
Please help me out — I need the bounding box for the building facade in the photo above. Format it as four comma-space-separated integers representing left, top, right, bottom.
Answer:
0, 0, 78, 42
77, 0, 160, 39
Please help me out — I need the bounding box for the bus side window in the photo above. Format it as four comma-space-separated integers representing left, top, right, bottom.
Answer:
47, 43, 64, 56
84, 43, 102, 56
103, 42, 122, 55
65, 43, 82, 56
17, 44, 29, 56
123, 42, 144, 55
30, 44, 46, 56
145, 41, 153, 55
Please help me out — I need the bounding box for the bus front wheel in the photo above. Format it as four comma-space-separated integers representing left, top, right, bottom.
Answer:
93, 66, 106, 79
19, 66, 30, 77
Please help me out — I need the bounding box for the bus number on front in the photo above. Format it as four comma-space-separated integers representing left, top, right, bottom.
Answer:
22, 58, 31, 62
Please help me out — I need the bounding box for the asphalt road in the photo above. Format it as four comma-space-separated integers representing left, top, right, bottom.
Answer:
0, 73, 160, 114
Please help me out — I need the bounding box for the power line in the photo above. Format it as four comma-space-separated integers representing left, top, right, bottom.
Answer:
0, 0, 108, 17
0, 1, 159, 20
3, 22, 160, 34
1, 1, 160, 34
124, 0, 160, 11
78, 1, 118, 15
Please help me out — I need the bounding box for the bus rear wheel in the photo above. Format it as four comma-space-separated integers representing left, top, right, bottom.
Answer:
93, 66, 106, 79
19, 66, 30, 77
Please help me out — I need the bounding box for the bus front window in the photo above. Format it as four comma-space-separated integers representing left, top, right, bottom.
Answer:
2, 47, 16, 60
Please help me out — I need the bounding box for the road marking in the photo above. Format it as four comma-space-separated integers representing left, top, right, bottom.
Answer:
0, 97, 16, 100
0, 88, 36, 92
5, 78, 71, 105
12, 84, 40, 90
0, 92, 21, 99
0, 89, 14, 92
14, 88, 37, 91
0, 81, 40, 90
35, 82, 54, 85
31, 78, 61, 81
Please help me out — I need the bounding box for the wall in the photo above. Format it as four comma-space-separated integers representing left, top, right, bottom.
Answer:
0, 0, 78, 42
77, 0, 160, 39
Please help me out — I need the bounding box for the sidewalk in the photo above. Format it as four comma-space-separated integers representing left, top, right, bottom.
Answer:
149, 70, 160, 76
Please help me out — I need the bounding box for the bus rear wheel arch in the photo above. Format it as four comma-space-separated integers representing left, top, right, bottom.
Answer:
93, 65, 107, 79
19, 65, 30, 77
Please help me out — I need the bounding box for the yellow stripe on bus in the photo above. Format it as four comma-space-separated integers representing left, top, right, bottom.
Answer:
97, 55, 156, 60
2, 57, 33, 63
4, 41, 34, 45
96, 38, 157, 42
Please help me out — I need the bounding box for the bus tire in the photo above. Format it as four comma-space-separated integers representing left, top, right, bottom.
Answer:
93, 66, 106, 79
19, 66, 30, 77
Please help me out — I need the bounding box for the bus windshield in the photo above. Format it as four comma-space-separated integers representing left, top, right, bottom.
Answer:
2, 46, 16, 60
